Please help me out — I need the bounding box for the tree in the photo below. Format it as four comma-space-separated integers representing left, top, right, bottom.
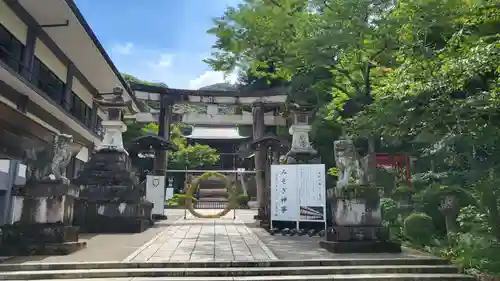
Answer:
141, 122, 220, 170
206, 0, 500, 274
122, 73, 167, 87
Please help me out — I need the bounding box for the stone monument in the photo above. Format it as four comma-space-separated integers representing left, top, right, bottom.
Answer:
0, 133, 86, 255
73, 88, 153, 233
319, 137, 401, 253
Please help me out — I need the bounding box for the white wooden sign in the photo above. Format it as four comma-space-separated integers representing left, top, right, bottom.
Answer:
270, 165, 298, 221
270, 164, 326, 229
146, 175, 165, 216
165, 188, 174, 200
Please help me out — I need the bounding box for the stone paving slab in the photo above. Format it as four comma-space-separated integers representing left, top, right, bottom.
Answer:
126, 210, 277, 262
246, 221, 433, 260
3, 213, 185, 264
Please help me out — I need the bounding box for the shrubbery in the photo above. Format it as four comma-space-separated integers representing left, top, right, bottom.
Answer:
236, 194, 250, 208
403, 212, 435, 246
167, 194, 197, 207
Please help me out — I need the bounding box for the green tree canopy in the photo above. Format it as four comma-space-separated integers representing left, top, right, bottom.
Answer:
206, 1, 500, 273
139, 122, 220, 170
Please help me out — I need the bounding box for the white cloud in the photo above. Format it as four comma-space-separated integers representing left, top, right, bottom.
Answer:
188, 70, 238, 90
107, 42, 237, 89
148, 54, 174, 69
111, 42, 134, 56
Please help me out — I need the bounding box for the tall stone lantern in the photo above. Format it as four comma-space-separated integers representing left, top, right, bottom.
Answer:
95, 87, 129, 152
285, 111, 319, 164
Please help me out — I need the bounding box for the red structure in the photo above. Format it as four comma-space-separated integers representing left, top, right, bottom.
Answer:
376, 153, 412, 184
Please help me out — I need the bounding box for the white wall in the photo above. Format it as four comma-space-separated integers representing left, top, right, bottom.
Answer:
0, 0, 28, 43
34, 39, 67, 82
72, 77, 93, 107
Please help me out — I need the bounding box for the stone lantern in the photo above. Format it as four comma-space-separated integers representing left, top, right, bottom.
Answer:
72, 87, 154, 233
288, 111, 317, 155
95, 87, 129, 153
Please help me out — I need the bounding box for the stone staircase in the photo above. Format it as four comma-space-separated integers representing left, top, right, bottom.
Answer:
0, 258, 474, 280
195, 178, 229, 209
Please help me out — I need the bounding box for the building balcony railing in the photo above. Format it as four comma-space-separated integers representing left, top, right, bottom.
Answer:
0, 45, 103, 139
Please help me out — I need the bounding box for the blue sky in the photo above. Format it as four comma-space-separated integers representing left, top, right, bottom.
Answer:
74, 0, 240, 89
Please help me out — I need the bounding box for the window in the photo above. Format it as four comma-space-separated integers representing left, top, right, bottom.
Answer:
94, 116, 103, 138
70, 92, 92, 128
0, 24, 25, 73
32, 57, 65, 104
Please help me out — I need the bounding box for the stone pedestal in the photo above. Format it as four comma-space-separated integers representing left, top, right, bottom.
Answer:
0, 180, 86, 255
73, 92, 154, 233
73, 149, 153, 233
320, 185, 401, 253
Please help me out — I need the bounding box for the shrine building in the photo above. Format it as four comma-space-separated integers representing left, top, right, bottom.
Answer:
0, 0, 140, 226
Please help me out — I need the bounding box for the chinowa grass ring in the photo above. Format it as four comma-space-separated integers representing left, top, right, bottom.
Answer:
185, 171, 236, 218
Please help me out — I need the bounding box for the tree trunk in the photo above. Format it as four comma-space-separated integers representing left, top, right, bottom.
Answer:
367, 136, 377, 187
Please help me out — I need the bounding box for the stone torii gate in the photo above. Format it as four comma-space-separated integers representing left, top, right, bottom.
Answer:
129, 83, 288, 219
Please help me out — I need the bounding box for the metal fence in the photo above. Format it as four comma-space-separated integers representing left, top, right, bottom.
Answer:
193, 200, 229, 209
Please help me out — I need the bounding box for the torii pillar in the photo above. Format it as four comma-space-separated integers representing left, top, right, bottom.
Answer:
252, 102, 266, 220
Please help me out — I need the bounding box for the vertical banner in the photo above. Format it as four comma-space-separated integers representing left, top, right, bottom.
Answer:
270, 164, 326, 223
146, 175, 165, 216
270, 165, 299, 221
297, 164, 326, 221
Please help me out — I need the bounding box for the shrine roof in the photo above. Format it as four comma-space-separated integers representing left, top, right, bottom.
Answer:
185, 126, 250, 140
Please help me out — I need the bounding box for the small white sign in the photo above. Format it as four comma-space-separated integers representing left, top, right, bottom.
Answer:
146, 175, 165, 216
165, 188, 174, 200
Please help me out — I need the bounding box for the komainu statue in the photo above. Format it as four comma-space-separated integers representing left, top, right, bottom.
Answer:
24, 133, 74, 182
333, 138, 368, 189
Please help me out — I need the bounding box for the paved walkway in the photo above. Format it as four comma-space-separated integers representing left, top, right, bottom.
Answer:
125, 210, 277, 262
3, 212, 185, 264
2, 209, 431, 265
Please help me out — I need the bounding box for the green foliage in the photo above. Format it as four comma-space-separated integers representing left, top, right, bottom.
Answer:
167, 194, 198, 207
121, 73, 166, 87
236, 194, 250, 207
457, 205, 491, 235
123, 120, 219, 170
434, 233, 500, 275
404, 212, 435, 246
380, 198, 399, 224
327, 167, 339, 177
206, 0, 500, 275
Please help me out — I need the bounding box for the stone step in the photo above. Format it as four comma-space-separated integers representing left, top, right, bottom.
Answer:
198, 188, 227, 194
0, 272, 474, 281
0, 258, 449, 272
196, 196, 228, 200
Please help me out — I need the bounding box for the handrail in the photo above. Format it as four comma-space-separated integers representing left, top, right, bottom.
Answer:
0, 44, 33, 77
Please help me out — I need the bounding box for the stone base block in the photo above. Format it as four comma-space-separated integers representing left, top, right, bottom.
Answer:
0, 241, 86, 256
319, 240, 401, 253
73, 200, 153, 233
1, 224, 80, 244
82, 217, 152, 233
152, 214, 168, 220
